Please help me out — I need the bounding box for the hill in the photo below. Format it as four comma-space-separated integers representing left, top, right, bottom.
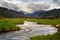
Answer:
40, 9, 60, 19
28, 9, 60, 19
0, 7, 60, 19
0, 7, 24, 18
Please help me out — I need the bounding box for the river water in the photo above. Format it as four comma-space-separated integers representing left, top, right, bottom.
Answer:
0, 21, 57, 40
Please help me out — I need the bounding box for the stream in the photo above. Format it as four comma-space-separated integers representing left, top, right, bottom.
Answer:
0, 21, 57, 40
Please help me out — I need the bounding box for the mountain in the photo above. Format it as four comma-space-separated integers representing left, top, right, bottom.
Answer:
30, 10, 45, 16
0, 7, 25, 18
39, 9, 60, 19
28, 10, 46, 18
0, 7, 60, 19
26, 9, 60, 19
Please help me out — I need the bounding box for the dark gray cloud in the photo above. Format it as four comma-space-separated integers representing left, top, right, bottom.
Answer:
53, 0, 60, 5
0, 0, 60, 13
0, 0, 20, 11
28, 3, 51, 11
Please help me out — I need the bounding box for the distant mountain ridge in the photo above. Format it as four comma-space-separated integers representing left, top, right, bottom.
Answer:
0, 7, 25, 18
28, 10, 46, 18
40, 9, 60, 19
0, 7, 60, 19
27, 9, 60, 19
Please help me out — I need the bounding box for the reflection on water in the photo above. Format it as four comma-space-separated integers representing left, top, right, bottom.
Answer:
0, 21, 57, 40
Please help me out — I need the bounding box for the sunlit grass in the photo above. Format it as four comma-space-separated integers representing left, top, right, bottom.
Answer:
0, 18, 60, 32
26, 19, 60, 25
29, 31, 60, 40
27, 18, 60, 40
0, 18, 24, 32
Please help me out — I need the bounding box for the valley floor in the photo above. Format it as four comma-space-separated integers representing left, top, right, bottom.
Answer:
0, 18, 60, 32
0, 18, 60, 40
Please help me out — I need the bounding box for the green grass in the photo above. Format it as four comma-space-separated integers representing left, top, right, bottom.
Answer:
0, 18, 60, 40
26, 19, 60, 40
0, 18, 24, 32
26, 19, 60, 25
29, 31, 60, 40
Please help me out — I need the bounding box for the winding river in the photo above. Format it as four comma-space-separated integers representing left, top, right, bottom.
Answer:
0, 21, 57, 40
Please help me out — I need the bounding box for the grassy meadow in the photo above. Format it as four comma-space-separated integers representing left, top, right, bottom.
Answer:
26, 19, 60, 40
0, 18, 24, 33
0, 18, 60, 40
0, 18, 60, 32
29, 29, 60, 40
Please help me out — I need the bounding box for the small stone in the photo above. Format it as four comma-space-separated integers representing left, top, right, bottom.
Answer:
55, 24, 59, 28
52, 24, 59, 28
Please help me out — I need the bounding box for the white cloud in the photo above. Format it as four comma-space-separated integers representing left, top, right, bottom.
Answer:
28, 2, 51, 11
0, 0, 60, 13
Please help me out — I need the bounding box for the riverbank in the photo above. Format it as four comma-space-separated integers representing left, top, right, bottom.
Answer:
0, 18, 60, 33
26, 18, 60, 40
0, 18, 24, 33
28, 27, 60, 40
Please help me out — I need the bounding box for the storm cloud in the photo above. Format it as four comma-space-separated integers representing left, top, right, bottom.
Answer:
0, 0, 60, 13
28, 3, 51, 11
53, 0, 60, 5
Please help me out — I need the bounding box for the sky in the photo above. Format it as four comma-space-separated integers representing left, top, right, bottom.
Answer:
0, 0, 60, 13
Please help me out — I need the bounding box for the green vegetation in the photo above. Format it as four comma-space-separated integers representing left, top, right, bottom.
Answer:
26, 19, 60, 25
0, 18, 60, 40
26, 19, 60, 40
29, 31, 60, 40
0, 18, 60, 33
0, 18, 24, 33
